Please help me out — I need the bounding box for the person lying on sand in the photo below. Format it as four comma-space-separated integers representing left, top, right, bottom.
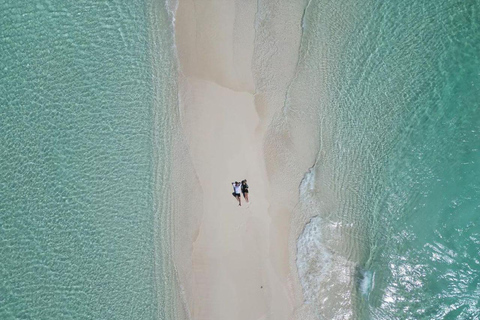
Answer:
241, 179, 249, 203
232, 181, 242, 206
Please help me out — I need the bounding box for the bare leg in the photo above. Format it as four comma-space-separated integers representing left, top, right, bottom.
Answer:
236, 195, 241, 206
245, 192, 249, 203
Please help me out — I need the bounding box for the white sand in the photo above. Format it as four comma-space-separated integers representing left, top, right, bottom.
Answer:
172, 1, 314, 319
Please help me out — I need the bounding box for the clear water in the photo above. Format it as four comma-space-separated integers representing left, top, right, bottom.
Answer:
0, 1, 176, 319
2, 0, 480, 319
295, 0, 480, 318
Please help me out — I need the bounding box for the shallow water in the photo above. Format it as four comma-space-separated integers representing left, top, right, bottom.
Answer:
295, 0, 480, 318
0, 1, 177, 319
2, 0, 479, 319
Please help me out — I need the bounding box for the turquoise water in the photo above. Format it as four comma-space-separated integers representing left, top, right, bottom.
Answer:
0, 1, 176, 319
2, 0, 480, 319
298, 0, 480, 318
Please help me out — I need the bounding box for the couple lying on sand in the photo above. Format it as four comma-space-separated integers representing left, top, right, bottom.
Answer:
231, 180, 249, 206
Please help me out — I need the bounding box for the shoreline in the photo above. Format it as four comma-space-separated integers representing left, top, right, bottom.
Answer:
171, 0, 309, 319
168, 0, 362, 318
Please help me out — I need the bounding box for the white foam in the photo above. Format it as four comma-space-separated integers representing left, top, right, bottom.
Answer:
165, 0, 178, 25
359, 270, 375, 297
299, 166, 316, 202
296, 215, 332, 303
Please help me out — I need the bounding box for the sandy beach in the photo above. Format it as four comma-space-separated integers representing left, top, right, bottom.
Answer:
171, 0, 312, 319
2, 1, 474, 319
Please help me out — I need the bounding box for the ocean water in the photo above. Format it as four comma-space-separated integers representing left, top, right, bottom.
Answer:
2, 0, 479, 319
0, 1, 177, 319
295, 0, 480, 319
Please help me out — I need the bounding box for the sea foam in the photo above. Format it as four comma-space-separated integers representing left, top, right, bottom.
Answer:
296, 215, 332, 303
359, 269, 375, 298
296, 168, 332, 303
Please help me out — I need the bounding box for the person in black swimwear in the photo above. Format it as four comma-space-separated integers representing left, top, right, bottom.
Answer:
241, 179, 249, 203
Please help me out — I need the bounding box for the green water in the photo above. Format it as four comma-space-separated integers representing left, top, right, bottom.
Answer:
2, 0, 479, 319
297, 0, 480, 318
0, 1, 176, 319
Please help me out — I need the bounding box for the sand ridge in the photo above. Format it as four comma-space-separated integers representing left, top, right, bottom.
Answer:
172, 1, 309, 319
